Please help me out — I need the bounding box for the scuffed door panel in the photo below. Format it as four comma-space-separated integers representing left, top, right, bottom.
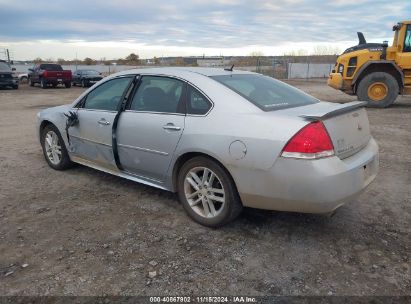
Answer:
68, 109, 117, 169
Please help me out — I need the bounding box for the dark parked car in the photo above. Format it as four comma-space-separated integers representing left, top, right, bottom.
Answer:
0, 60, 18, 89
72, 69, 103, 87
28, 63, 72, 88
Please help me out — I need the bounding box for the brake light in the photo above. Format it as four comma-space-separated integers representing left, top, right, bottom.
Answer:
281, 121, 334, 159
43, 70, 48, 77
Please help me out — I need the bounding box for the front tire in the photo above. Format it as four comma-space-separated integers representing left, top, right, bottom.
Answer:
177, 156, 242, 227
40, 78, 47, 89
12, 85, 18, 89
65, 82, 71, 88
28, 77, 34, 87
41, 124, 73, 170
357, 72, 399, 108
81, 79, 87, 87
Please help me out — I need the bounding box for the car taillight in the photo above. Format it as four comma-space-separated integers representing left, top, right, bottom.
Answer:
43, 71, 48, 77
281, 121, 334, 159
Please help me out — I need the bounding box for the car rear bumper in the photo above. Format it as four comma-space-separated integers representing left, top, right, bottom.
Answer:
234, 138, 379, 213
44, 77, 71, 83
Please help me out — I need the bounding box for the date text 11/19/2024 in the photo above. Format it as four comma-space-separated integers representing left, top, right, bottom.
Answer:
149, 296, 257, 303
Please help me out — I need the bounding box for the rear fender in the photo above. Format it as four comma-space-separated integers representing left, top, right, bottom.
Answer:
352, 61, 404, 92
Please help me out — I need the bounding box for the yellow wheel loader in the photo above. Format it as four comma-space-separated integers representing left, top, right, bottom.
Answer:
328, 21, 411, 108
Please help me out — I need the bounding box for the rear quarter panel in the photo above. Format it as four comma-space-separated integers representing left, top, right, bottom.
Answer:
168, 108, 309, 191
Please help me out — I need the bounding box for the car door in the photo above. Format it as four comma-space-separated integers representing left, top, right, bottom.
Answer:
32, 65, 40, 82
116, 75, 186, 182
73, 71, 80, 84
396, 24, 411, 69
68, 76, 134, 170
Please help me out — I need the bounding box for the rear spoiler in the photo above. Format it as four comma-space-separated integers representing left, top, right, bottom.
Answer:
300, 101, 366, 120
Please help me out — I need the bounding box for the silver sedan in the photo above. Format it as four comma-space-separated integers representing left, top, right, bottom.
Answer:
37, 67, 379, 227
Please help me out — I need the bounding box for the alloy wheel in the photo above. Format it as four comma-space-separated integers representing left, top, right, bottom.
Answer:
184, 167, 226, 218
44, 130, 62, 165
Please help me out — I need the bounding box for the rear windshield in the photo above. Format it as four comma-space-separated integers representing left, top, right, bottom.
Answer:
211, 74, 319, 111
40, 64, 63, 71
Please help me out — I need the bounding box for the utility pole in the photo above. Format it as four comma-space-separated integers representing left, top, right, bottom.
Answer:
6, 49, 10, 63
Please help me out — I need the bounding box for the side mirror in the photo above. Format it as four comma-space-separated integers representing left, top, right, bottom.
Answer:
12, 68, 16, 71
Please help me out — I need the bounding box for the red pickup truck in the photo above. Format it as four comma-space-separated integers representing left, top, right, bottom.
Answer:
28, 63, 72, 88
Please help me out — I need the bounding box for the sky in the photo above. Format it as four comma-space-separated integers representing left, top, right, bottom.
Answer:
0, 0, 410, 60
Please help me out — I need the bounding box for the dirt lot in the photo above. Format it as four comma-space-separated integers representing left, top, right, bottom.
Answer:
0, 80, 410, 297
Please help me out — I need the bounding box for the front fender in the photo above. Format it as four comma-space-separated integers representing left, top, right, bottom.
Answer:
37, 105, 72, 148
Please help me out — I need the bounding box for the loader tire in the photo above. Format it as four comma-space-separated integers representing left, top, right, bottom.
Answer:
357, 72, 399, 108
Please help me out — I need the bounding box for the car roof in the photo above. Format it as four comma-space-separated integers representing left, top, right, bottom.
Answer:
114, 67, 255, 78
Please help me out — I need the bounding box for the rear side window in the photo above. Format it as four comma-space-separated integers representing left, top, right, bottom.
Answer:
84, 77, 132, 111
130, 76, 185, 113
186, 86, 211, 115
211, 74, 318, 111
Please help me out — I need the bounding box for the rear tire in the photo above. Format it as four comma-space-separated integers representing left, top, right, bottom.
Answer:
177, 156, 243, 227
41, 124, 73, 170
65, 82, 71, 88
357, 72, 399, 108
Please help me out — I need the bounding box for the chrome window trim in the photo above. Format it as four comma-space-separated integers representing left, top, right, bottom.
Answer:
73, 108, 117, 114
123, 109, 185, 116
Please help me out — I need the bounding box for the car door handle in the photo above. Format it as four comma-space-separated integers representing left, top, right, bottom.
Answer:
98, 119, 110, 126
163, 123, 181, 131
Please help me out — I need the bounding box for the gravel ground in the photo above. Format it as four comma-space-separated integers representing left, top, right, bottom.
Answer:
0, 80, 409, 296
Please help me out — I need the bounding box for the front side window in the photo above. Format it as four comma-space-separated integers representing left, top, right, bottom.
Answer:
83, 77, 132, 111
186, 85, 211, 115
130, 76, 184, 113
404, 25, 411, 52
211, 74, 319, 111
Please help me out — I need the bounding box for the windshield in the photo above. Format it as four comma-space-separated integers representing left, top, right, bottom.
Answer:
83, 70, 99, 75
211, 74, 319, 111
0, 62, 11, 72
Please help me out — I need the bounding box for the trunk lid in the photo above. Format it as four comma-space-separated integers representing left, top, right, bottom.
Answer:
322, 106, 371, 159
280, 101, 371, 159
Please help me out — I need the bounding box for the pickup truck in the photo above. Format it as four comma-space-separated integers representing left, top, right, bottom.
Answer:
0, 60, 19, 89
28, 63, 72, 88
